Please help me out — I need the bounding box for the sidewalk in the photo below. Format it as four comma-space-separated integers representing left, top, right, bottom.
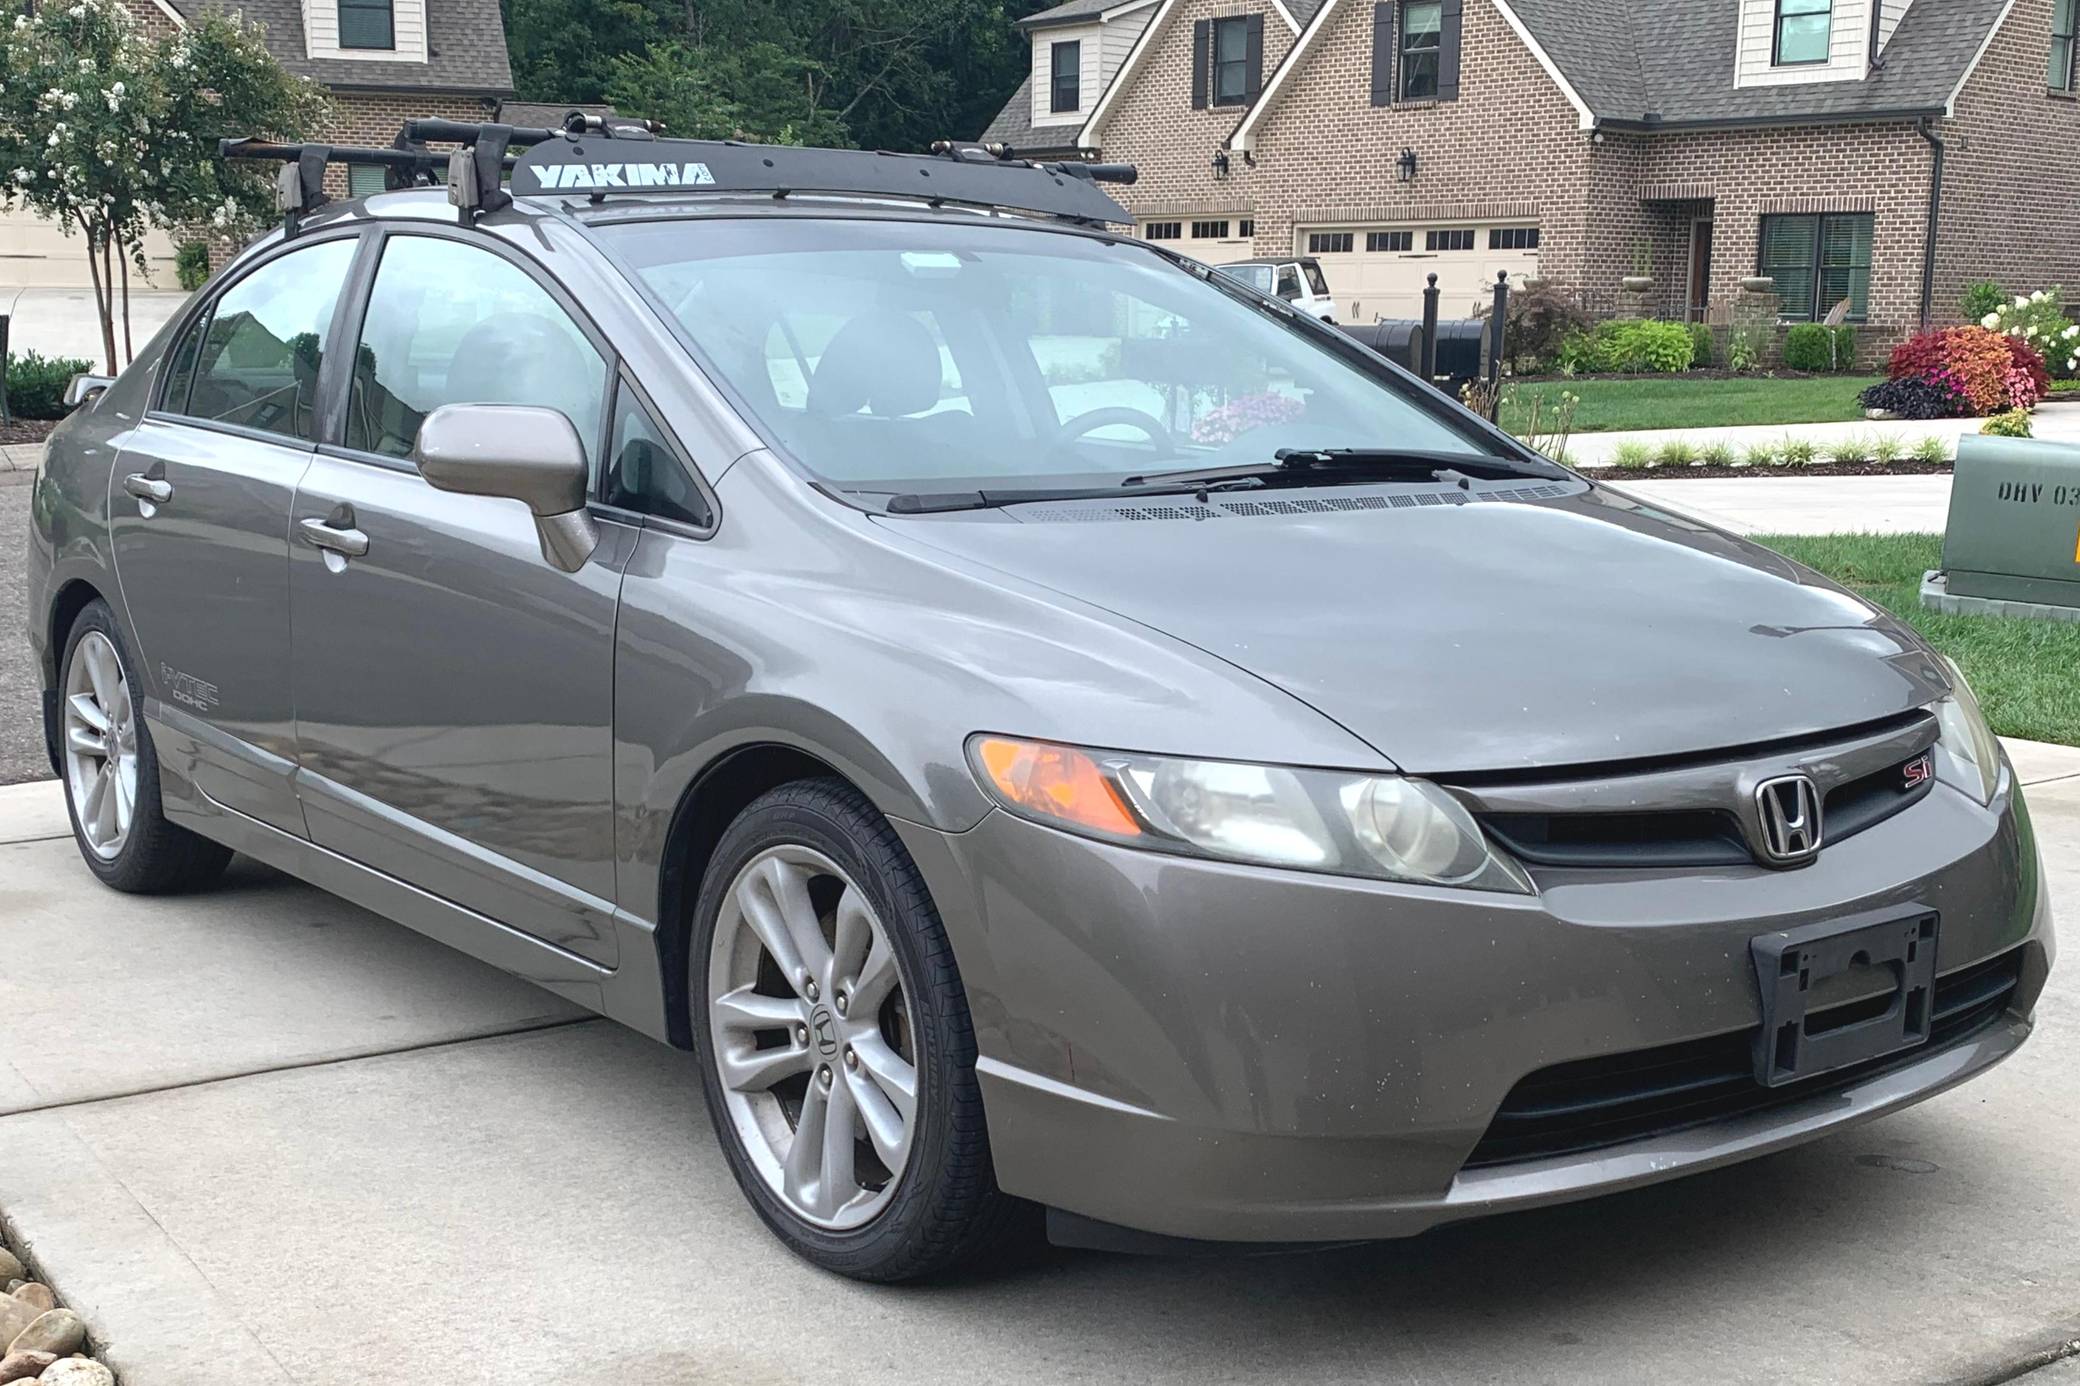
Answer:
1614, 474, 1952, 535
1566, 398, 2080, 467
0, 755, 2076, 1386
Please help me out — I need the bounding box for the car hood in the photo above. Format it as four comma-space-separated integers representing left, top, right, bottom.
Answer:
880, 484, 1950, 774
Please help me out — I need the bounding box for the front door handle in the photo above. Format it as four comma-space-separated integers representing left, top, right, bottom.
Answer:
298, 515, 370, 558
123, 473, 172, 505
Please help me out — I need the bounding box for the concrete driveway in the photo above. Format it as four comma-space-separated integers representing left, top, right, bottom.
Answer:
1, 744, 2077, 1386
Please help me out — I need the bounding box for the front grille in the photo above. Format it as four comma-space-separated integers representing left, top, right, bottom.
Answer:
1463, 947, 2025, 1170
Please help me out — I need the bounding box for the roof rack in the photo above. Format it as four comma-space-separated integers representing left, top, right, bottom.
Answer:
221, 116, 1138, 236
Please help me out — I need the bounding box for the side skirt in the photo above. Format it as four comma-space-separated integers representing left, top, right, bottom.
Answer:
152, 712, 672, 1045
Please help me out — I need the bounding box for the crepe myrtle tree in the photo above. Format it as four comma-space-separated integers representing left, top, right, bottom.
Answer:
0, 0, 327, 374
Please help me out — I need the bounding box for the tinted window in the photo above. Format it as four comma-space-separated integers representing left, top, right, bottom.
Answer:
182, 237, 356, 442
160, 312, 205, 414
345, 236, 607, 468
604, 381, 711, 527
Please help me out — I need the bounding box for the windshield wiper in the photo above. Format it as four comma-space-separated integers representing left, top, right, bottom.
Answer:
882, 478, 1260, 514
1123, 447, 1542, 490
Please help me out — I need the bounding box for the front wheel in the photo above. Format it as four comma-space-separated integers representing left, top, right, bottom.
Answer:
690, 778, 1025, 1281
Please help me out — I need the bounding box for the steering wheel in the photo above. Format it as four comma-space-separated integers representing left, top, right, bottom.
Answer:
1056, 406, 1177, 454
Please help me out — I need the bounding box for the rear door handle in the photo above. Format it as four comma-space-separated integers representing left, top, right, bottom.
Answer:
297, 515, 370, 558
123, 473, 172, 504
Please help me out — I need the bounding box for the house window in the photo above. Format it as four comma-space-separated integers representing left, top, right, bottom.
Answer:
1366, 230, 1413, 252
1238, 219, 1255, 238
2052, 0, 2076, 89
1758, 212, 1872, 321
1426, 228, 1474, 251
1191, 220, 1232, 239
1308, 232, 1355, 253
1773, 0, 1830, 65
1399, 0, 1443, 100
347, 165, 387, 198
339, 0, 394, 48
1050, 41, 1081, 112
1143, 222, 1182, 241
1489, 227, 1539, 250
1213, 16, 1252, 104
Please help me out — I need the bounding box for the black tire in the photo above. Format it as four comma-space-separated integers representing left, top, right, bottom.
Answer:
690, 777, 1028, 1281
57, 600, 233, 894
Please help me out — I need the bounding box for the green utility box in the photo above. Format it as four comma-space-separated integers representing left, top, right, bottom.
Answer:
1922, 434, 2080, 623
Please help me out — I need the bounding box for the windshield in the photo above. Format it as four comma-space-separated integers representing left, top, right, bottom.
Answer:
601, 217, 1489, 496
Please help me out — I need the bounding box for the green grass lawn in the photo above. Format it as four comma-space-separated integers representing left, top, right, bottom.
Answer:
1755, 532, 2080, 747
1503, 374, 1885, 435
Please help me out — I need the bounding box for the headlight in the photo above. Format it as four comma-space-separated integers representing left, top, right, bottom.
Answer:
967, 735, 1534, 894
1931, 657, 2002, 805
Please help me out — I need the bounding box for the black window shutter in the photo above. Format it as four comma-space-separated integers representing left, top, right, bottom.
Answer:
1437, 0, 1462, 100
1370, 2, 1395, 105
1245, 13, 1265, 99
1192, 19, 1211, 108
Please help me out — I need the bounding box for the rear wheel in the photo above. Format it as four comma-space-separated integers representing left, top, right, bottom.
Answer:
691, 778, 1023, 1281
58, 600, 231, 894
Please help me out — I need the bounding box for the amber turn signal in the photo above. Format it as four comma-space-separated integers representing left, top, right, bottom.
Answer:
972, 736, 1142, 838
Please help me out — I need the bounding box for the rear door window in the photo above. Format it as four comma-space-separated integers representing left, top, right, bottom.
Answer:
180, 237, 358, 442
344, 235, 608, 471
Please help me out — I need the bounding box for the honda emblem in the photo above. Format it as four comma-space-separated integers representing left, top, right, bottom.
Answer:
1755, 775, 1824, 865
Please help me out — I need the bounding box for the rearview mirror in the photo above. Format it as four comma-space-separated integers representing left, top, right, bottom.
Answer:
413, 404, 600, 572
64, 374, 115, 408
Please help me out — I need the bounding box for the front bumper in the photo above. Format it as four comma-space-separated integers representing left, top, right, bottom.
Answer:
899, 772, 2052, 1244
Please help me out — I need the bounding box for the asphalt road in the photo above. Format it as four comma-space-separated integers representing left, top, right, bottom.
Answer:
0, 478, 47, 786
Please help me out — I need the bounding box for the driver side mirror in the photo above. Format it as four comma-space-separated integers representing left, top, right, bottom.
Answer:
413, 403, 600, 573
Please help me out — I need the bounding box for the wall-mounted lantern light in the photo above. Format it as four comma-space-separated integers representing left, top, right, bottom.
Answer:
1211, 150, 1231, 179
1396, 148, 1418, 182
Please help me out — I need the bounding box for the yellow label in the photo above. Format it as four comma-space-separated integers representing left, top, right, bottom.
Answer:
2074, 523, 2080, 564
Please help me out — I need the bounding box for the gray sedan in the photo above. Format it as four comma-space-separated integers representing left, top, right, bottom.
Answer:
24, 132, 2051, 1282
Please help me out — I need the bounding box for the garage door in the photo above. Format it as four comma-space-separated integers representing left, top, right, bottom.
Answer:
1298, 224, 1539, 324
1139, 216, 1258, 267
0, 205, 178, 290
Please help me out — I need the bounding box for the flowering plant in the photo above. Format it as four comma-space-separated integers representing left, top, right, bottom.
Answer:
1190, 391, 1306, 445
1883, 326, 2046, 416
1980, 288, 2080, 378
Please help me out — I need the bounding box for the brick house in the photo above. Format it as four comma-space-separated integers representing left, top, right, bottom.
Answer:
0, 0, 514, 288
981, 0, 2078, 348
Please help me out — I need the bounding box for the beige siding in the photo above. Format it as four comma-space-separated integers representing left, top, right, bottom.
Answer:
1102, 6, 1157, 82
1032, 23, 1103, 127
302, 0, 430, 64
1877, 0, 1914, 52
1734, 0, 1872, 86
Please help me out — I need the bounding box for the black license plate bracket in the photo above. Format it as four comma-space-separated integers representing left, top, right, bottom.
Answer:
1749, 908, 1938, 1088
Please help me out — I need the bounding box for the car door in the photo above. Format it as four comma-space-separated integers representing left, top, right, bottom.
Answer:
110, 231, 363, 835
288, 227, 633, 966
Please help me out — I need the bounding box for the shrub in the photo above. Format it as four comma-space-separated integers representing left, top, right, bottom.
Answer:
1829, 324, 1857, 370
1981, 288, 2080, 378
174, 241, 212, 293
1859, 376, 1964, 420
1699, 441, 1736, 467
1688, 322, 1714, 369
1824, 434, 1868, 464
1981, 408, 2033, 438
5, 351, 95, 420
1870, 435, 1904, 464
1498, 280, 1595, 373
1781, 437, 1818, 466
1728, 325, 1763, 373
1783, 324, 1833, 372
1912, 435, 1952, 464
1742, 441, 1776, 468
1885, 326, 2047, 415
1610, 441, 1654, 469
1656, 439, 1698, 467
1571, 319, 1694, 374
1962, 280, 2008, 322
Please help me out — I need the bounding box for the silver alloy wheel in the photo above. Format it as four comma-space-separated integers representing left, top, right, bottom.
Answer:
708, 845, 919, 1230
62, 630, 139, 861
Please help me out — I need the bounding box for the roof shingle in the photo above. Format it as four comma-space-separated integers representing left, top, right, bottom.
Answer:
172, 0, 513, 95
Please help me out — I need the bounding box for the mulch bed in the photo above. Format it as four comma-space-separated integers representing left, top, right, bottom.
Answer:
1576, 460, 1955, 481
0, 419, 57, 445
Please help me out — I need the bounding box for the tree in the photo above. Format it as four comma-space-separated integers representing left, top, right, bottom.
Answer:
0, 0, 327, 374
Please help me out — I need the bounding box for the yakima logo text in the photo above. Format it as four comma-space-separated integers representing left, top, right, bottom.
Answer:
527, 162, 715, 191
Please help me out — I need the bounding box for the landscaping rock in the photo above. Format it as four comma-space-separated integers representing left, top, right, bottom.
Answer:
8, 1286, 52, 1314
7, 1308, 86, 1357
40, 1358, 116, 1386
0, 1303, 41, 1353
0, 1351, 53, 1384
0, 1252, 21, 1285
